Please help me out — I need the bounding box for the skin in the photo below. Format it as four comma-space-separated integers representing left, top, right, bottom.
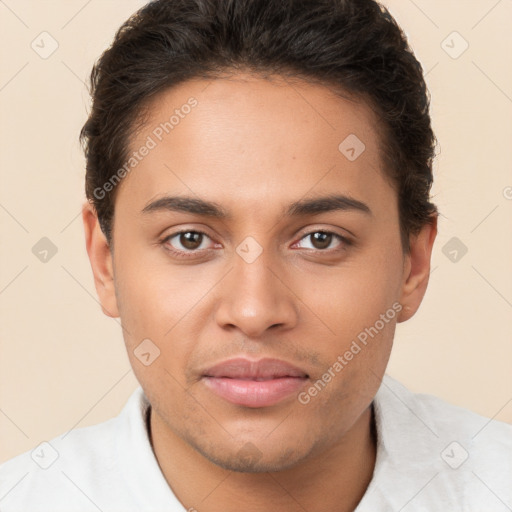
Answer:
83, 73, 437, 512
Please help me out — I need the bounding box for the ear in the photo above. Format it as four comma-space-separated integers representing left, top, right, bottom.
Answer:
82, 202, 119, 318
397, 215, 438, 323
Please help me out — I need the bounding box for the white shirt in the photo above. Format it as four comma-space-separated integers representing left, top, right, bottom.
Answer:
0, 375, 510, 511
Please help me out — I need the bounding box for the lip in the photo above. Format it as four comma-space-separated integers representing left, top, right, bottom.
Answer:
201, 357, 309, 408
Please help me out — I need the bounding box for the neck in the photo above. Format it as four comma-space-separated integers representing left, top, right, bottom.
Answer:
149, 404, 377, 512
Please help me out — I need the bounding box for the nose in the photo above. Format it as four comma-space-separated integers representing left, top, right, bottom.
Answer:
214, 249, 299, 338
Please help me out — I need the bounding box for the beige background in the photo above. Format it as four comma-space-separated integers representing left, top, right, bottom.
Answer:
0, 0, 511, 463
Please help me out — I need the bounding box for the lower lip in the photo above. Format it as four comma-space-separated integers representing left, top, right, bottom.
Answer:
202, 376, 307, 408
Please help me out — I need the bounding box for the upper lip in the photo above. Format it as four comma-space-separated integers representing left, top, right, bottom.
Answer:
203, 358, 309, 379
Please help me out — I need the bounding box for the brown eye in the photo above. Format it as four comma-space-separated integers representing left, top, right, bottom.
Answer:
295, 231, 347, 252
165, 231, 211, 253
179, 232, 203, 250
310, 232, 332, 249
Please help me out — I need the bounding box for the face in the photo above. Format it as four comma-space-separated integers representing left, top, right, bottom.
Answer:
84, 73, 436, 473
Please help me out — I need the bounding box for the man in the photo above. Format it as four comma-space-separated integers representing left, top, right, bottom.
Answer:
0, 0, 510, 510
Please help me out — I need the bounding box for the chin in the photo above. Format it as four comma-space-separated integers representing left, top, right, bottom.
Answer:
197, 441, 307, 474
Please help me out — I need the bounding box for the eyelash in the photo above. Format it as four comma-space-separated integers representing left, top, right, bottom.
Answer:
160, 229, 352, 259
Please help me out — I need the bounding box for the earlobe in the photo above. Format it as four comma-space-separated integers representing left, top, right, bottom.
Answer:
82, 202, 120, 318
397, 215, 438, 323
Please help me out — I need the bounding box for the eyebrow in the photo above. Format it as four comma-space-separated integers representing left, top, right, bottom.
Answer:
141, 194, 372, 219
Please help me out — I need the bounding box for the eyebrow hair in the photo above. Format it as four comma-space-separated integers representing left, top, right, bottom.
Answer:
142, 196, 230, 218
141, 194, 372, 218
287, 194, 371, 217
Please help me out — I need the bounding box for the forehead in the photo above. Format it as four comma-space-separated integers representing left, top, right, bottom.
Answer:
118, 73, 392, 214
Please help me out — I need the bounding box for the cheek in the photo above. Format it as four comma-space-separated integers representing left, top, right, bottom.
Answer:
297, 251, 403, 340
112, 248, 222, 385
287, 241, 402, 390
114, 246, 210, 335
